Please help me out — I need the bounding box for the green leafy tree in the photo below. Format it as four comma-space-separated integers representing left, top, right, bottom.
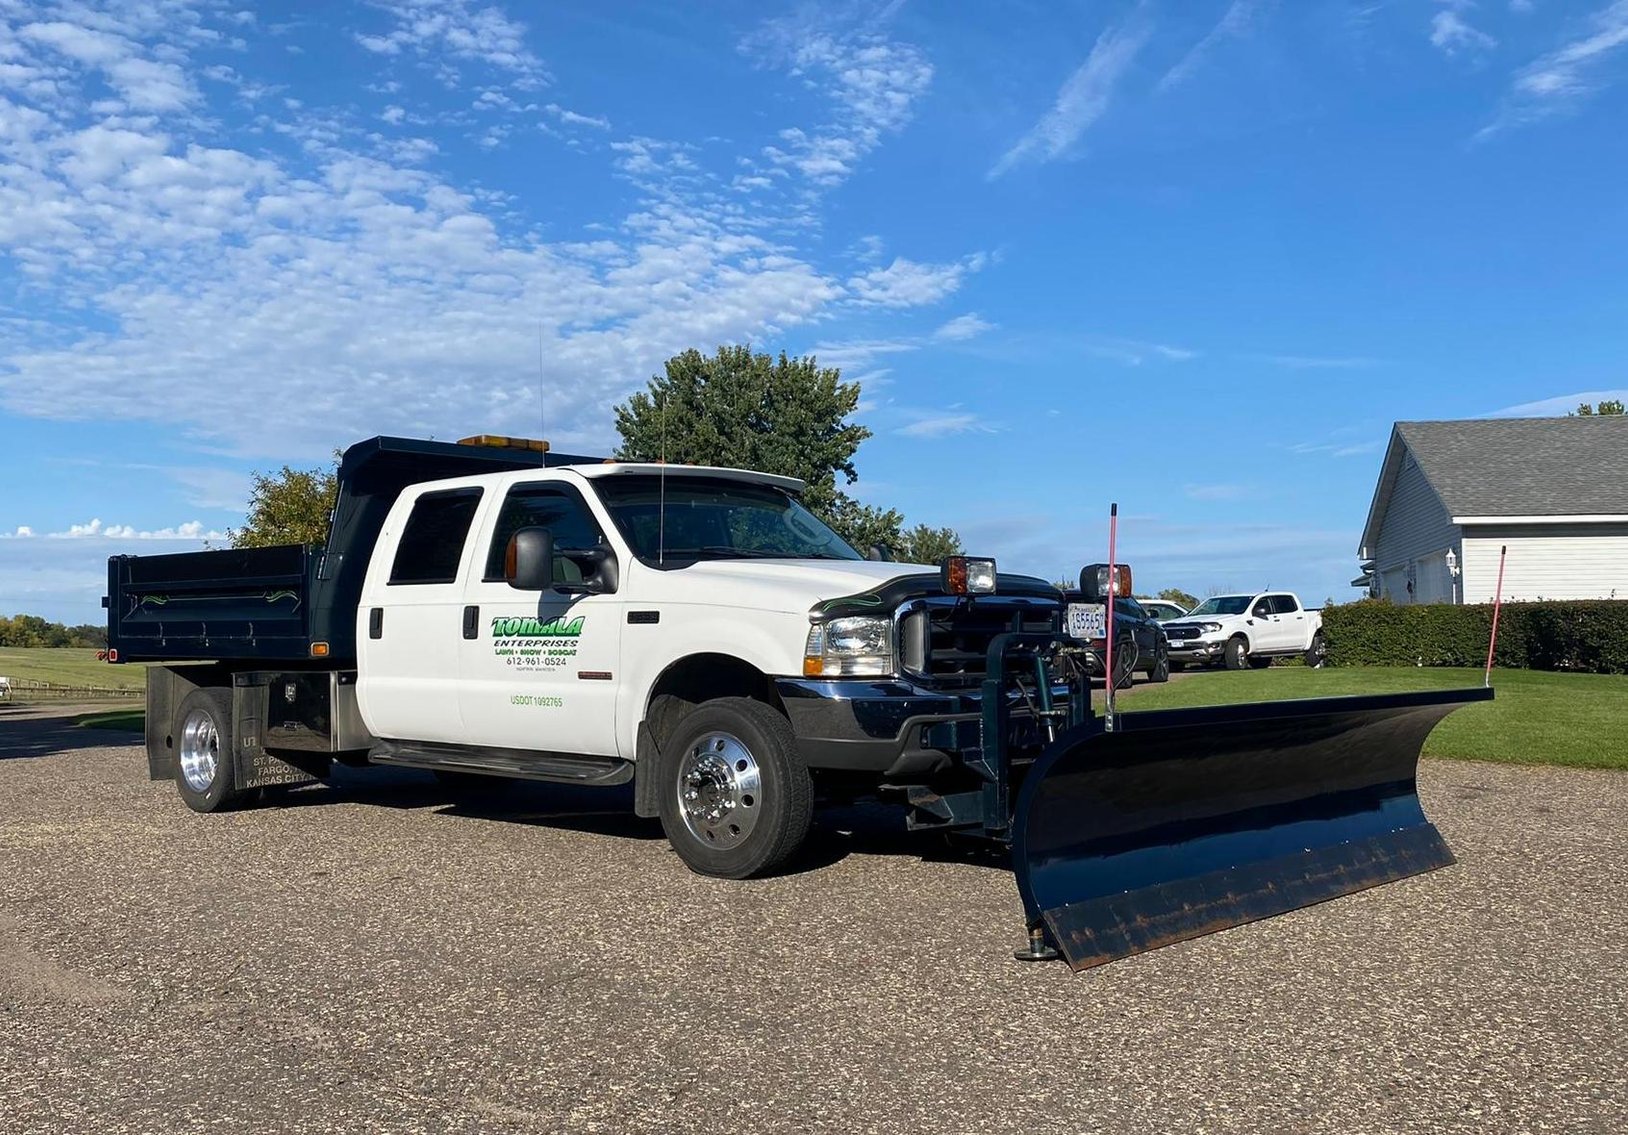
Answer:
230, 458, 339, 548
614, 345, 961, 555
0, 615, 103, 648
1573, 400, 1625, 416
1156, 586, 1199, 610
615, 346, 870, 519
898, 523, 962, 565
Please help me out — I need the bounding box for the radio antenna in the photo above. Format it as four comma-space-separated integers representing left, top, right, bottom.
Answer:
537, 323, 546, 440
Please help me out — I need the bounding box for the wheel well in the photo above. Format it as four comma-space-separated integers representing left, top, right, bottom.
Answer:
644, 654, 784, 749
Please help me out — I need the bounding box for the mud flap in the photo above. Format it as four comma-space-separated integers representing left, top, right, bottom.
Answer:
1011, 687, 1493, 971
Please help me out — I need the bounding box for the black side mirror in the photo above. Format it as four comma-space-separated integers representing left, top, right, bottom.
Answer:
867, 543, 894, 562
505, 527, 555, 591
1253, 604, 1269, 618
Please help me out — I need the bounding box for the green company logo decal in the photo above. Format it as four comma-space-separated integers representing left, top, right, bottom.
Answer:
490, 615, 585, 638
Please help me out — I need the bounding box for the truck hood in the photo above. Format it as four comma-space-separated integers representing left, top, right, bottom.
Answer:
636, 558, 1060, 616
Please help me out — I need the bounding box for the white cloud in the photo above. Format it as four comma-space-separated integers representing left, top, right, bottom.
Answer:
2, 518, 227, 540
1083, 336, 1199, 365
848, 255, 984, 308
1480, 0, 1628, 135
1290, 440, 1382, 458
354, 0, 546, 84
1430, 10, 1497, 57
742, 12, 932, 188
546, 103, 609, 130
896, 412, 984, 438
1159, 0, 1265, 91
933, 313, 994, 341
0, 4, 975, 465
990, 17, 1151, 177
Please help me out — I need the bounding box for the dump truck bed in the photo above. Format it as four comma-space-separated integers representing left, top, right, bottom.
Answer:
107, 544, 324, 663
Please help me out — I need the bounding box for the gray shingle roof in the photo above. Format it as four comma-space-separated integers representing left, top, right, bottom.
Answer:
1395, 416, 1628, 517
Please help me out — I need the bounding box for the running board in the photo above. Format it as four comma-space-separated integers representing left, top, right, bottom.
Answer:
370, 741, 634, 787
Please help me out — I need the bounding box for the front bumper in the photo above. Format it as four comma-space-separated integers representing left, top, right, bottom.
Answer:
1166, 637, 1225, 661
775, 677, 991, 780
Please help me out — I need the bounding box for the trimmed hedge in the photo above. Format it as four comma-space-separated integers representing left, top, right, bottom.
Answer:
1323, 599, 1628, 674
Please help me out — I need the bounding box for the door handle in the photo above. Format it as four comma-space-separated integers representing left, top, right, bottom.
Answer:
462, 605, 479, 640
369, 608, 383, 639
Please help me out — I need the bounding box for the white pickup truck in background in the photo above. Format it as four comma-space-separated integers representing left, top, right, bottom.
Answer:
1161, 592, 1326, 670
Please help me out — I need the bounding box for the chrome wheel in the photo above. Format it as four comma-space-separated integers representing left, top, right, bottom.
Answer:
178, 708, 220, 793
676, 731, 762, 849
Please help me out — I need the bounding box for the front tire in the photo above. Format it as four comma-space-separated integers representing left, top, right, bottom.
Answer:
1223, 636, 1249, 671
658, 698, 813, 879
174, 687, 259, 813
1150, 644, 1171, 683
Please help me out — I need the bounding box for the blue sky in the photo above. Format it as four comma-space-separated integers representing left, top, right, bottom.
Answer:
3, 0, 1627, 624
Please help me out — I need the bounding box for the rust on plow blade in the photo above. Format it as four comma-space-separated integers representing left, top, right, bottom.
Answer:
1011, 687, 1493, 971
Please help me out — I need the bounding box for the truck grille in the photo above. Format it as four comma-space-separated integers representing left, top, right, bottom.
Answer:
1165, 624, 1201, 641
900, 599, 1059, 686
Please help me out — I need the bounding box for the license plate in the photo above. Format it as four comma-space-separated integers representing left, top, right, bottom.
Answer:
1066, 602, 1106, 640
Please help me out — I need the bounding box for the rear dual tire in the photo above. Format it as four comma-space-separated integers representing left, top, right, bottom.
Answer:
174, 688, 260, 813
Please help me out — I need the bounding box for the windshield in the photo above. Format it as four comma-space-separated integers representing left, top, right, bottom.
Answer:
592, 475, 862, 562
1186, 596, 1253, 617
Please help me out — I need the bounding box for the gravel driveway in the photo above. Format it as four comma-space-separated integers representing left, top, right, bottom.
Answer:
2, 705, 1623, 1134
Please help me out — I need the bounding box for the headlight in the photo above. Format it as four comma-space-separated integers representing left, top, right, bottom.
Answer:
803, 616, 894, 677
1202, 622, 1223, 632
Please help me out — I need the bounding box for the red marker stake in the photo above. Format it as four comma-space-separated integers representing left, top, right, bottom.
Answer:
1484, 544, 1507, 688
1104, 503, 1118, 732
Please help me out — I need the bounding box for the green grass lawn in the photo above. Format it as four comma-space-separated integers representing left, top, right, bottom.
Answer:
74, 708, 145, 731
1119, 666, 1628, 770
0, 647, 145, 693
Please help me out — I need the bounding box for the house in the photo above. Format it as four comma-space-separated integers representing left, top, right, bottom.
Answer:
1356, 416, 1628, 603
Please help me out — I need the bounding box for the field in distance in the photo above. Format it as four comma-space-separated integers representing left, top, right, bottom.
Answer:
0, 647, 145, 694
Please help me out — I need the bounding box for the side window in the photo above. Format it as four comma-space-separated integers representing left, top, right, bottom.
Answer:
484, 483, 606, 582
389, 488, 482, 585
1270, 594, 1300, 614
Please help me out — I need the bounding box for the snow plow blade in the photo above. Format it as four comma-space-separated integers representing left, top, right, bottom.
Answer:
1012, 687, 1493, 971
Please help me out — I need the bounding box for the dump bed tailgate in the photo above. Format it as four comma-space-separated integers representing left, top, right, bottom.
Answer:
107, 544, 321, 663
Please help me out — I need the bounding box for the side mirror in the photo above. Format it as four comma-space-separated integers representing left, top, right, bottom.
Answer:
505, 527, 555, 591
1079, 563, 1133, 602
866, 543, 894, 562
1253, 603, 1269, 619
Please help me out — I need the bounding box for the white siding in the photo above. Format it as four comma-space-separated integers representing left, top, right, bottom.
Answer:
1461, 523, 1628, 601
1372, 450, 1458, 604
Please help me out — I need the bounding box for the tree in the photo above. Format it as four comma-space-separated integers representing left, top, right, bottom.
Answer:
614, 346, 870, 519
230, 459, 338, 548
614, 345, 962, 556
1156, 586, 1199, 610
1573, 400, 1625, 416
898, 524, 962, 565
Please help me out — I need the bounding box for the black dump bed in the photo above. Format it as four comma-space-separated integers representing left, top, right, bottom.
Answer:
106, 435, 601, 665
107, 544, 322, 662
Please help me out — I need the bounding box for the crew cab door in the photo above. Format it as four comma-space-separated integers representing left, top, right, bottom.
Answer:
1269, 594, 1308, 648
457, 478, 623, 757
356, 485, 485, 743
